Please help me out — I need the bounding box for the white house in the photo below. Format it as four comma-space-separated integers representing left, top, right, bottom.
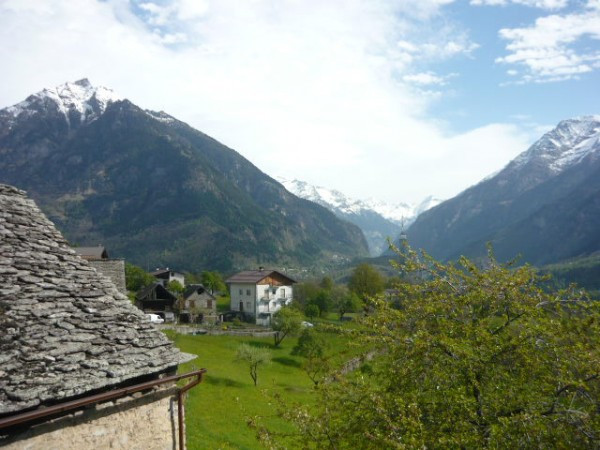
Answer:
226, 268, 296, 326
151, 267, 185, 287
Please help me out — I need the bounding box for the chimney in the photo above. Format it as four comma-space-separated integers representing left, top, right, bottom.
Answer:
259, 266, 264, 271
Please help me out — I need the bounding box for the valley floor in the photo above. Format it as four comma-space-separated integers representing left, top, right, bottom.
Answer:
168, 326, 357, 449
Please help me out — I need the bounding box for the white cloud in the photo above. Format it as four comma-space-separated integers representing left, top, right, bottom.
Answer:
496, 7, 600, 82
0, 0, 529, 203
471, 0, 568, 9
402, 71, 456, 85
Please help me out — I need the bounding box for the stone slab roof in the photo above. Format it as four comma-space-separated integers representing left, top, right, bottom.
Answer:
72, 246, 108, 260
183, 284, 215, 300
0, 185, 191, 416
226, 270, 297, 285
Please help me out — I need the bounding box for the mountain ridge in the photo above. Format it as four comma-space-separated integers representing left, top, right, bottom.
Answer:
277, 177, 441, 256
0, 79, 369, 273
406, 115, 600, 265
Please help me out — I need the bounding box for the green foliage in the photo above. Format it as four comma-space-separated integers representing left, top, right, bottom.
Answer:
271, 244, 600, 448
542, 253, 600, 295
293, 281, 321, 311
272, 307, 303, 347
126, 292, 136, 303
216, 295, 230, 313
292, 327, 326, 359
319, 276, 334, 291
304, 304, 320, 321
201, 271, 227, 295
235, 343, 272, 386
167, 279, 184, 294
312, 290, 332, 316
331, 285, 363, 319
124, 262, 154, 292
348, 263, 385, 299
292, 328, 330, 386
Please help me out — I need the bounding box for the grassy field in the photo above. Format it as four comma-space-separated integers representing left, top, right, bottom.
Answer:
169, 328, 359, 449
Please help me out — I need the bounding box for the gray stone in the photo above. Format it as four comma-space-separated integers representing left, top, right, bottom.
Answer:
0, 184, 187, 416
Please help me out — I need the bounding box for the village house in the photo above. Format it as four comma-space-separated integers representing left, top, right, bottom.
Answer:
180, 284, 217, 324
72, 245, 127, 294
152, 268, 185, 287
0, 184, 202, 449
135, 283, 178, 323
226, 268, 296, 326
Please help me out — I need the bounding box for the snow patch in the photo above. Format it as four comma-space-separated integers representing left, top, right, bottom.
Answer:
145, 110, 176, 123
509, 116, 600, 174
2, 78, 122, 125
277, 177, 441, 224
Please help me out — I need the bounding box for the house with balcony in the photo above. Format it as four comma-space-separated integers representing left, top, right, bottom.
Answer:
226, 268, 296, 326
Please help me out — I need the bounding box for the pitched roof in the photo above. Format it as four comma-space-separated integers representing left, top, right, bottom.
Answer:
151, 268, 183, 277
0, 184, 191, 416
226, 270, 296, 285
72, 246, 108, 260
183, 284, 215, 299
136, 283, 177, 301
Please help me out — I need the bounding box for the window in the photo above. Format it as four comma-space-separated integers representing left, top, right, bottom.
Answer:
281, 289, 286, 297
239, 289, 243, 295
207, 299, 212, 309
189, 300, 195, 308
246, 301, 251, 310
246, 289, 251, 296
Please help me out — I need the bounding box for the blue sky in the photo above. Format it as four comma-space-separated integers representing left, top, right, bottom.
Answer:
0, 0, 598, 203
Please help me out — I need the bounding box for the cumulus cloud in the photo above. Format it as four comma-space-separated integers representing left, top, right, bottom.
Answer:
496, 5, 600, 82
471, 0, 568, 9
0, 0, 530, 202
402, 71, 456, 85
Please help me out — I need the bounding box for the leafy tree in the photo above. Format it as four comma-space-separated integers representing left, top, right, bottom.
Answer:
331, 286, 362, 319
167, 279, 184, 294
348, 263, 385, 299
183, 271, 201, 285
236, 343, 271, 386
320, 276, 334, 291
272, 307, 302, 347
304, 304, 320, 321
125, 263, 155, 292
294, 281, 321, 311
201, 271, 226, 295
292, 328, 330, 385
267, 245, 600, 448
312, 290, 332, 316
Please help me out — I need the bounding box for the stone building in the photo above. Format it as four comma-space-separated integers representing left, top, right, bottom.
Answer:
181, 284, 217, 324
73, 245, 127, 294
0, 184, 202, 449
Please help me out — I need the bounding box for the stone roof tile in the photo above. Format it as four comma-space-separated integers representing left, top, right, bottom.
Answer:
0, 184, 189, 416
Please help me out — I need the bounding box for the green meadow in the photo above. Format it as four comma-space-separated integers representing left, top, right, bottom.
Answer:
169, 325, 360, 449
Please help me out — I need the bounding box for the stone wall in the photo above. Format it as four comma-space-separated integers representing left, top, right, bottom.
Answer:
2, 387, 181, 450
89, 259, 127, 294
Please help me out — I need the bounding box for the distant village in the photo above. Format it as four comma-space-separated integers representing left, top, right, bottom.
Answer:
73, 245, 297, 328
0, 184, 297, 449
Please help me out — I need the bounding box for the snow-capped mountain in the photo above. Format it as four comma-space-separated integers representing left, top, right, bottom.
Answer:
0, 79, 369, 272
512, 116, 600, 173
1, 79, 122, 128
0, 78, 181, 133
277, 177, 441, 256
278, 178, 441, 225
407, 115, 600, 265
